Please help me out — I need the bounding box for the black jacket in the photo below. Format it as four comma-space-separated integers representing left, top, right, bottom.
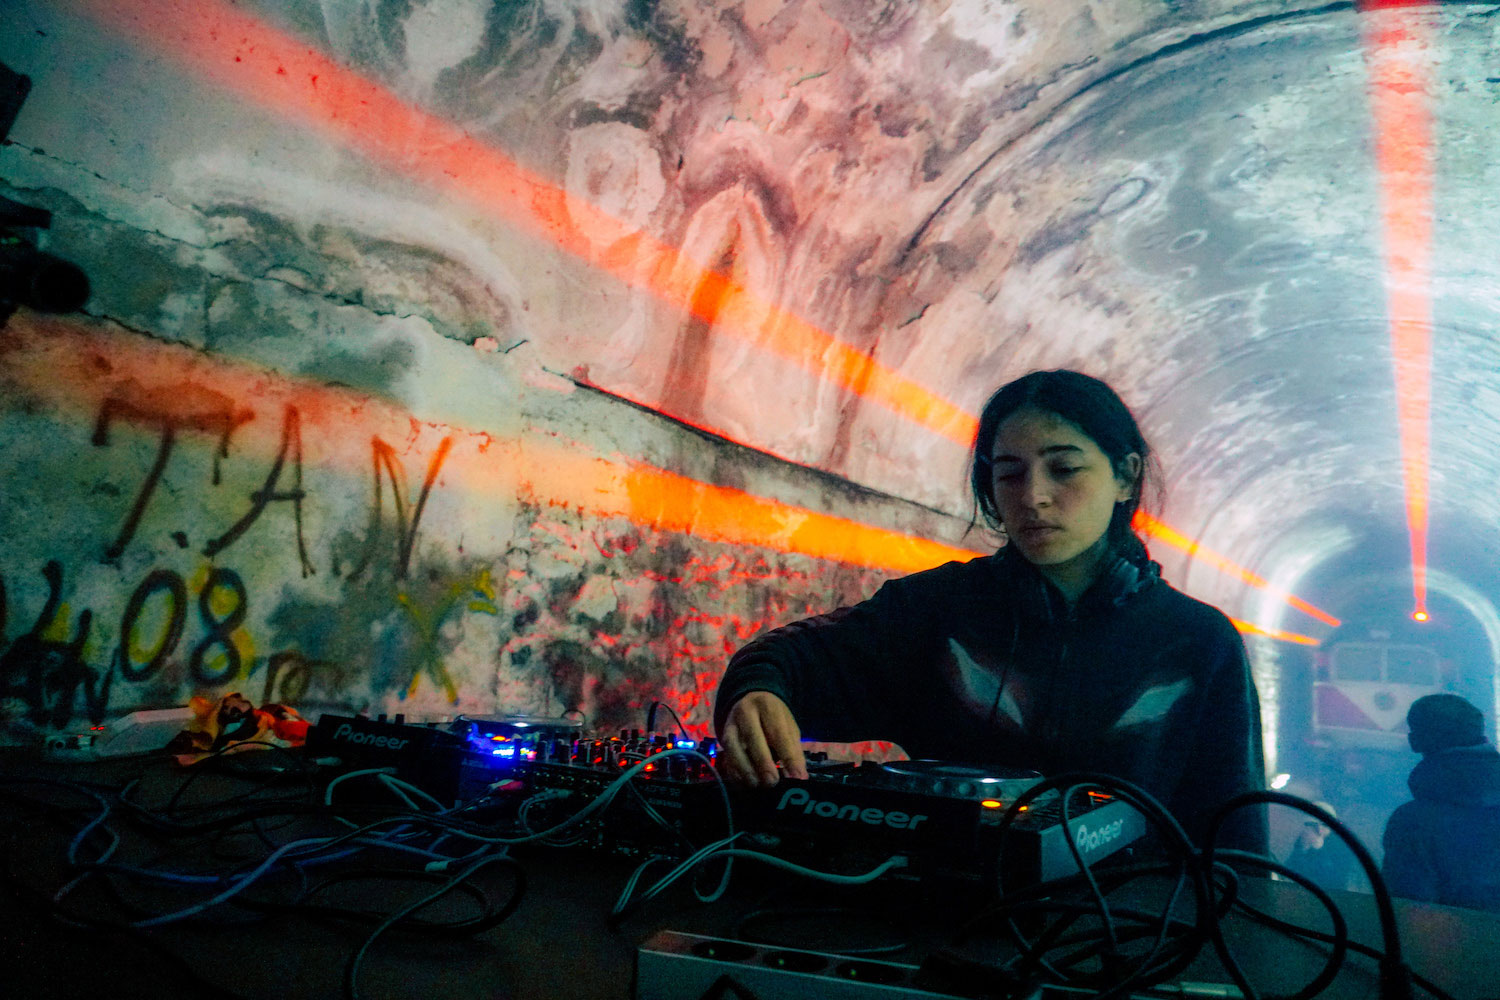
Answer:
713, 547, 1268, 852
1382, 744, 1500, 911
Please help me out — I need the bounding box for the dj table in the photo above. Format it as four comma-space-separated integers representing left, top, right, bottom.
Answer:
2, 746, 1497, 1000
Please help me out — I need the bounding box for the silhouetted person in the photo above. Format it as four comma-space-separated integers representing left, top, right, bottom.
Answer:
1381, 693, 1500, 911
1285, 800, 1354, 894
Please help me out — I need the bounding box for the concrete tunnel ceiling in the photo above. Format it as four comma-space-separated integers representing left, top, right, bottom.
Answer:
5, 0, 1500, 732
926, 1, 1500, 668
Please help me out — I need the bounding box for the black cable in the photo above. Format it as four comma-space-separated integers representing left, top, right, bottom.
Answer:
241, 810, 304, 853
978, 782, 1433, 1000
1216, 850, 1460, 1000
68, 806, 484, 923
1206, 849, 1350, 1000
1230, 898, 1460, 1000
1058, 784, 1123, 956
0, 776, 246, 926
0, 847, 253, 1000
953, 858, 1190, 974
988, 772, 1213, 997
1032, 905, 1194, 967
959, 858, 1173, 929
115, 759, 482, 848
159, 741, 313, 822
936, 777, 1304, 1000
1091, 860, 1191, 1000
34, 768, 530, 957
1205, 791, 1415, 1000
645, 699, 690, 741
984, 616, 1020, 728
232, 867, 498, 935
115, 779, 333, 836
3, 761, 539, 998
622, 777, 696, 852
732, 904, 913, 956
342, 851, 525, 1000
696, 975, 763, 1000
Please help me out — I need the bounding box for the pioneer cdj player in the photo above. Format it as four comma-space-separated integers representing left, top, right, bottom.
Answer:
732, 758, 1146, 889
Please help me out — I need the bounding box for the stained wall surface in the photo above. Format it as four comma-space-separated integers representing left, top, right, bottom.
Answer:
3, 0, 1498, 811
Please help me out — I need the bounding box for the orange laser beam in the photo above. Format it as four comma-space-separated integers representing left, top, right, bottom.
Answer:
1135, 512, 1342, 628
2, 311, 978, 575
1229, 618, 1320, 647
1363, 5, 1434, 618
81, 0, 976, 449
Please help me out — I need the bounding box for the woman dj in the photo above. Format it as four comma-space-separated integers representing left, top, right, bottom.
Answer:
711, 369, 1267, 851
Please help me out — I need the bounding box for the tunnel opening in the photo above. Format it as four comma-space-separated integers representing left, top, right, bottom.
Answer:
1263, 525, 1500, 867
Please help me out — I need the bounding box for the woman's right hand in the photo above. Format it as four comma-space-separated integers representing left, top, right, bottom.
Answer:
717, 691, 808, 787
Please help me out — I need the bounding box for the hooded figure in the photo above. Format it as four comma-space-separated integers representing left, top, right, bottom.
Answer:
1381, 694, 1500, 911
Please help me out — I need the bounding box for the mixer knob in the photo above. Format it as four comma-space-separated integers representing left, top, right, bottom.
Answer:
696, 738, 718, 772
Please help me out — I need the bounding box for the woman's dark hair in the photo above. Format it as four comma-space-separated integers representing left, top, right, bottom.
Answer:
970, 369, 1156, 557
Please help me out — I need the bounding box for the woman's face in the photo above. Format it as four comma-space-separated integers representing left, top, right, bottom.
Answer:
988, 408, 1140, 592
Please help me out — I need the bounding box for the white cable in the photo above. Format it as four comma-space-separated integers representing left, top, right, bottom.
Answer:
377, 773, 449, 814
710, 849, 909, 885
613, 833, 744, 916
613, 837, 908, 917
428, 749, 732, 848
323, 767, 398, 828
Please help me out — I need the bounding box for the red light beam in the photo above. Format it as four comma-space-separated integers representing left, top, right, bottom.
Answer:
79, 0, 977, 449
1362, 3, 1435, 619
2, 310, 981, 575
1229, 617, 1320, 647
1136, 512, 1341, 628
